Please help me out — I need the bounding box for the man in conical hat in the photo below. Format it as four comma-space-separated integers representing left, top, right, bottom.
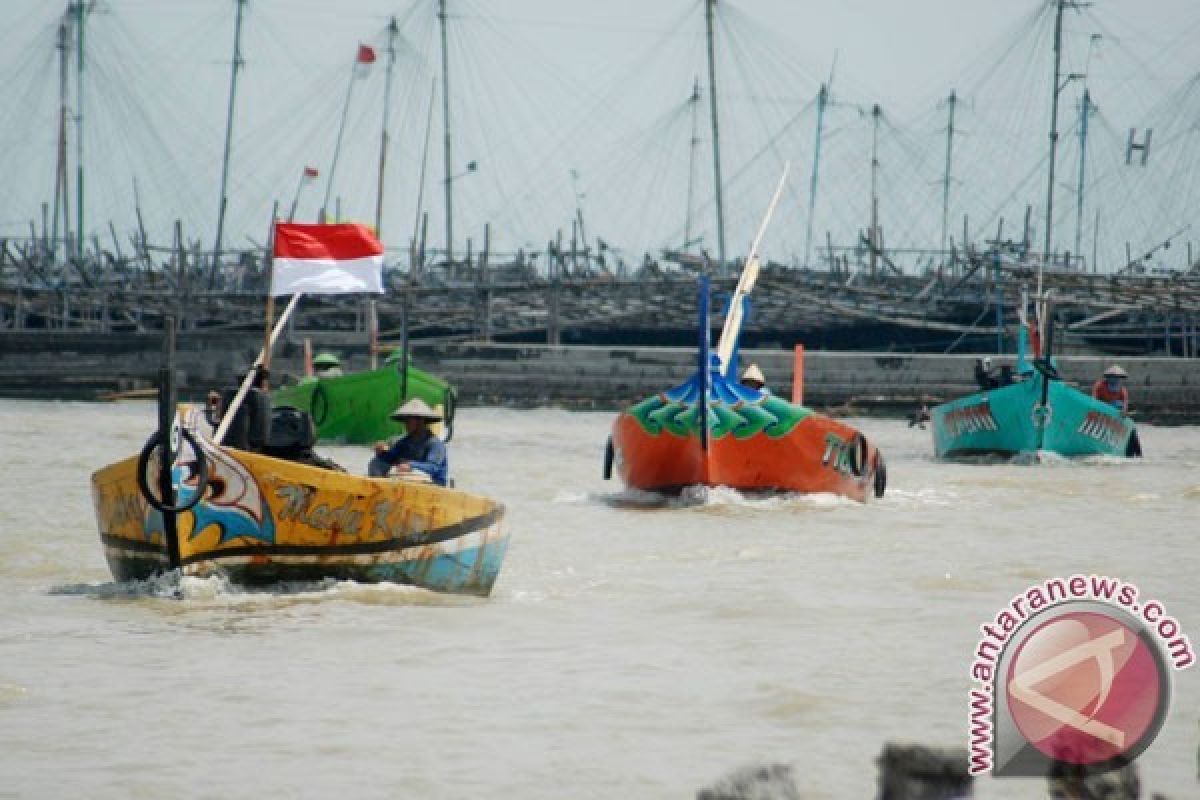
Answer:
367, 397, 449, 485
313, 352, 343, 378
1091, 364, 1129, 414
740, 363, 767, 392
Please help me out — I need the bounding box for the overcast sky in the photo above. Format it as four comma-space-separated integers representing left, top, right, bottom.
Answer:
2, 0, 1199, 270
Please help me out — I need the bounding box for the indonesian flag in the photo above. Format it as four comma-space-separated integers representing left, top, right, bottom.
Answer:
357, 44, 376, 64
302, 165, 319, 179
271, 223, 384, 296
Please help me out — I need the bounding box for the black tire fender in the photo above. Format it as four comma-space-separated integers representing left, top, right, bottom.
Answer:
136, 428, 209, 514
847, 433, 869, 478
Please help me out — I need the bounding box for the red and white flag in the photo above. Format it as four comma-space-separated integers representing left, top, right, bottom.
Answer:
356, 44, 376, 64
271, 223, 384, 296
302, 165, 319, 179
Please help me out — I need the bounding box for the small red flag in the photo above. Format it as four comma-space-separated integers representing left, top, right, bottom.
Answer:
357, 44, 376, 64
303, 166, 319, 179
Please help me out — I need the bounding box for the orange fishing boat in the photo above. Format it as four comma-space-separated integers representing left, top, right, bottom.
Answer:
604, 165, 886, 502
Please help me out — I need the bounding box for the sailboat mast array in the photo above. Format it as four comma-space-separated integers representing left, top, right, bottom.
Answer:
212, 0, 247, 287
703, 0, 726, 271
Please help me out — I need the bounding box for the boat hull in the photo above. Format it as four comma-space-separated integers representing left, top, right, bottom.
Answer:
612, 387, 883, 502
932, 374, 1138, 459
272, 363, 453, 444
90, 407, 507, 597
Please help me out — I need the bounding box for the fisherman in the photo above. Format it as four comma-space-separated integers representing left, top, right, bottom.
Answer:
368, 398, 448, 485
313, 352, 343, 378
740, 363, 768, 392
973, 357, 1000, 390
1091, 365, 1129, 414
908, 404, 931, 429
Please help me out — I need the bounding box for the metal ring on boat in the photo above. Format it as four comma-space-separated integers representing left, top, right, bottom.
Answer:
311, 383, 330, 426
136, 428, 209, 514
1031, 403, 1052, 428
848, 433, 869, 478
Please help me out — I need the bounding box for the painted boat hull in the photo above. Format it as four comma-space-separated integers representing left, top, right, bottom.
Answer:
611, 374, 884, 502
272, 363, 454, 444
932, 373, 1138, 459
90, 406, 508, 597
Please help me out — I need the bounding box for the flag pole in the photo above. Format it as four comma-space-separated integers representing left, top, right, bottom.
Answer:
213, 291, 302, 446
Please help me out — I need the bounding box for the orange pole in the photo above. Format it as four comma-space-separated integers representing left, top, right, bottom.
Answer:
792, 344, 805, 405
303, 337, 314, 377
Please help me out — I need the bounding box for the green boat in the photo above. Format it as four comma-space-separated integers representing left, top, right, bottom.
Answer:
932, 321, 1141, 460
273, 353, 456, 444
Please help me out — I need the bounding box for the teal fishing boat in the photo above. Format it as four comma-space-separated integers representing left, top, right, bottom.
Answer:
932, 305, 1141, 460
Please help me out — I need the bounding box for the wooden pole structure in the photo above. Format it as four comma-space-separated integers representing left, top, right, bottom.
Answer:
73, 1, 87, 261
805, 83, 828, 269
704, 0, 727, 271
212, 0, 247, 288
375, 16, 398, 236
439, 0, 455, 266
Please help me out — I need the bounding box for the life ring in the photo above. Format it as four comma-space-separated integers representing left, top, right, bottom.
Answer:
873, 453, 887, 498
311, 383, 330, 426
136, 428, 209, 513
847, 433, 869, 478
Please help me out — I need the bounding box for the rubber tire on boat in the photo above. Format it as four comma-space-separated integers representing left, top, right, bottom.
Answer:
136, 428, 209, 514
1125, 430, 1143, 459
442, 387, 457, 443
603, 437, 614, 480
873, 453, 887, 498
847, 433, 869, 478
311, 383, 330, 426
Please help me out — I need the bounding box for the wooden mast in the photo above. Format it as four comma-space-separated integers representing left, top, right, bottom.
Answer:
439, 0, 454, 267
212, 0, 247, 288
704, 0, 726, 271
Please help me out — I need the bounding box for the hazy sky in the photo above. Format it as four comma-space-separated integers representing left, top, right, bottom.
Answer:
2, 0, 1199, 270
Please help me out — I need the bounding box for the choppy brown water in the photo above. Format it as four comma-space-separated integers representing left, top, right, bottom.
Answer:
0, 399, 1196, 798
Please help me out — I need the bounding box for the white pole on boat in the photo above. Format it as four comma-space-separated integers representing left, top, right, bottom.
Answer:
213, 292, 303, 446
714, 161, 790, 371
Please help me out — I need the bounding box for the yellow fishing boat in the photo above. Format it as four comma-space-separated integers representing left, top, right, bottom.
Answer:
90, 405, 509, 597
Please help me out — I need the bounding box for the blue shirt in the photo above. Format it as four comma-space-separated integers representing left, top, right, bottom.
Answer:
379, 433, 449, 486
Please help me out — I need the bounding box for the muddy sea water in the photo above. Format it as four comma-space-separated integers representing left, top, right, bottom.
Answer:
0, 399, 1196, 799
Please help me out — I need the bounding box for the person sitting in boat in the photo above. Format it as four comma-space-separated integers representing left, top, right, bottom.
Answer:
1092, 365, 1129, 414
368, 398, 449, 485
974, 357, 1001, 390
740, 363, 768, 393
313, 352, 343, 378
